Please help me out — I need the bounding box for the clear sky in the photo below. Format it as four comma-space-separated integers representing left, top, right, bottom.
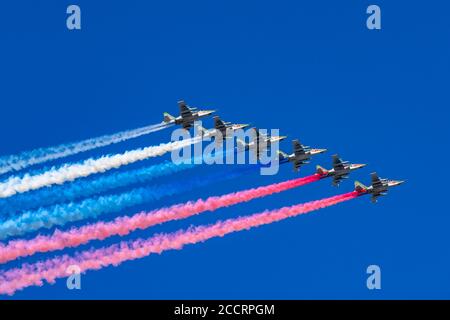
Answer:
0, 1, 449, 299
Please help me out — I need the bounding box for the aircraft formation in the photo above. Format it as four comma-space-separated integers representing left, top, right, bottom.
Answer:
163, 100, 404, 202
0, 99, 405, 295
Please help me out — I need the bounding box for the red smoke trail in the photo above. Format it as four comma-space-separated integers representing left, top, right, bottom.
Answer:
0, 191, 358, 295
0, 174, 321, 264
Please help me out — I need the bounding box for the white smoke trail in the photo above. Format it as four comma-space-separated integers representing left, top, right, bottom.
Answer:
0, 137, 200, 199
0, 122, 171, 176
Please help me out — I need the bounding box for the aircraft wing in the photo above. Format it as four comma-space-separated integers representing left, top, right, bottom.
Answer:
214, 116, 227, 132
251, 128, 265, 146
292, 140, 306, 156
332, 175, 343, 186
182, 123, 192, 130
293, 158, 311, 171
371, 172, 383, 188
254, 128, 263, 138
292, 160, 303, 171
332, 173, 349, 186
178, 100, 193, 118
371, 194, 379, 203
332, 154, 346, 171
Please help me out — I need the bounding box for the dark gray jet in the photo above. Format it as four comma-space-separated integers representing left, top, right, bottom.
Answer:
316, 154, 366, 186
355, 172, 404, 203
237, 128, 287, 159
278, 139, 327, 171
163, 100, 216, 130
196, 116, 249, 140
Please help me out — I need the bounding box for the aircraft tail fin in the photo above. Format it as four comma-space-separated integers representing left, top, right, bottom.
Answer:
316, 165, 328, 175
277, 150, 289, 159
163, 112, 175, 123
354, 181, 368, 192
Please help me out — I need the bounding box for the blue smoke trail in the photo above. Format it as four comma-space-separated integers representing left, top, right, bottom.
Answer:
0, 149, 237, 217
0, 161, 196, 217
0, 165, 254, 240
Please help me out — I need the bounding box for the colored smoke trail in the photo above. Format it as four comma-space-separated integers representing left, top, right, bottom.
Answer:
0, 161, 196, 217
0, 166, 251, 240
0, 174, 321, 263
0, 191, 358, 295
0, 122, 171, 176
0, 137, 201, 199
0, 149, 238, 217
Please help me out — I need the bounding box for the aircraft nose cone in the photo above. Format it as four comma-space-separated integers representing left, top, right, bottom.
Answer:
274, 136, 287, 141
390, 180, 405, 187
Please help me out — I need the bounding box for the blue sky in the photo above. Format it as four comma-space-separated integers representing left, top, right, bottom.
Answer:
0, 1, 449, 299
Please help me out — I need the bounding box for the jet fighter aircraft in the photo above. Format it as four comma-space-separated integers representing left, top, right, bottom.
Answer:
316, 154, 366, 186
237, 128, 287, 159
163, 100, 216, 130
196, 116, 249, 140
355, 172, 404, 203
278, 139, 327, 171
